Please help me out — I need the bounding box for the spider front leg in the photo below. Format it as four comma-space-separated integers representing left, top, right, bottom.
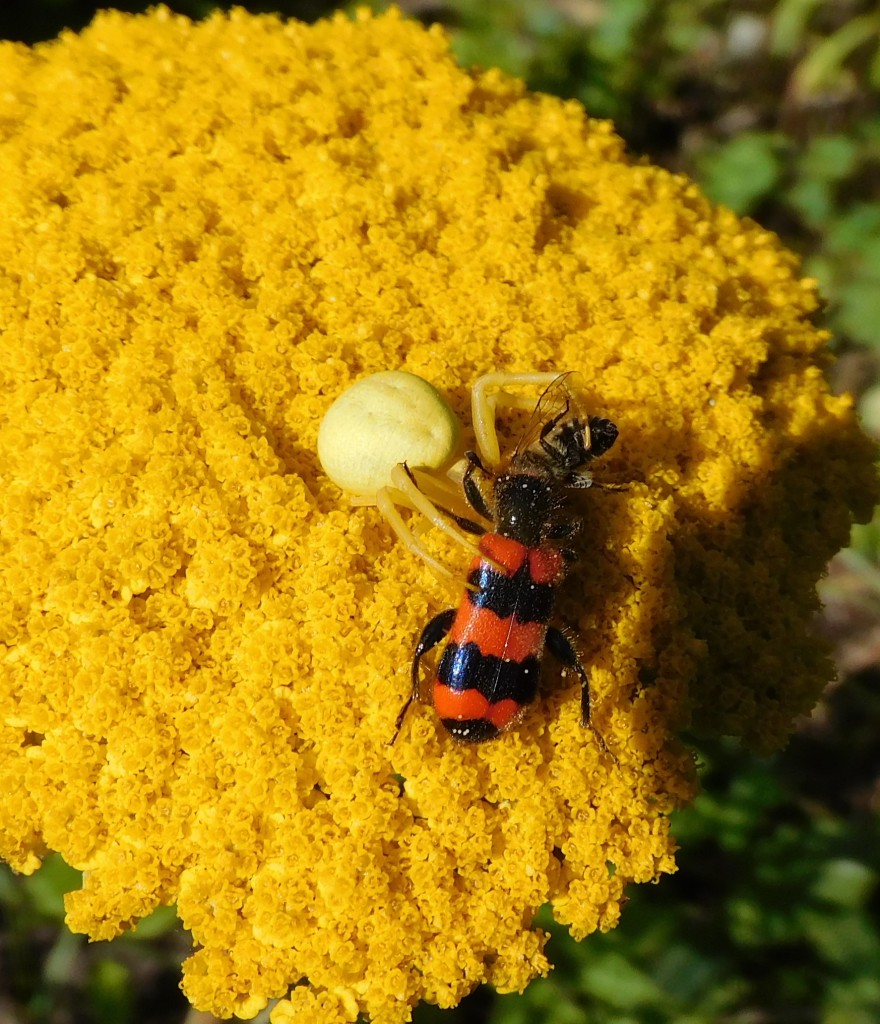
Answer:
471, 371, 571, 467
373, 464, 486, 586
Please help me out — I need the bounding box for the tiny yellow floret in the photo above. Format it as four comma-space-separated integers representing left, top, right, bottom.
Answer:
318, 370, 461, 498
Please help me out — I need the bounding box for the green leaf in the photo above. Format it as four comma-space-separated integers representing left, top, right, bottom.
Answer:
800, 908, 880, 972
849, 512, 880, 564
824, 975, 880, 1024
23, 854, 81, 921
42, 929, 82, 986
824, 204, 880, 254
124, 903, 180, 940
652, 944, 720, 1002
770, 0, 825, 56
581, 951, 665, 1009
801, 135, 860, 182
787, 177, 832, 228
590, 0, 653, 63
697, 133, 786, 214
87, 960, 134, 1024
0, 863, 24, 909
836, 278, 880, 349
793, 15, 880, 97
811, 859, 878, 909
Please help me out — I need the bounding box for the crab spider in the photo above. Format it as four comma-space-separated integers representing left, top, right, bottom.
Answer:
318, 370, 595, 585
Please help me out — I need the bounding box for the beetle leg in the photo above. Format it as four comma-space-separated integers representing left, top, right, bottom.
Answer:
546, 518, 580, 541
462, 450, 494, 521
392, 608, 456, 743
546, 626, 615, 760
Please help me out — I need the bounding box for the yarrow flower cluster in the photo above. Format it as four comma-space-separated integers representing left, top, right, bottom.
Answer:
0, 7, 875, 1023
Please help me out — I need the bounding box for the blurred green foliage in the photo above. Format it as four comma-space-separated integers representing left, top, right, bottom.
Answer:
2, 2, 879, 1023
0, 854, 185, 1022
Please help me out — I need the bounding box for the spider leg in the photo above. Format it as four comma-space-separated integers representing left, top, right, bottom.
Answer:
389, 464, 485, 556
375, 484, 461, 586
369, 470, 474, 588
471, 371, 565, 467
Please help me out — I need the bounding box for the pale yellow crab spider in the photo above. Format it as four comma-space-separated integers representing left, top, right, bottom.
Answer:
317, 370, 577, 584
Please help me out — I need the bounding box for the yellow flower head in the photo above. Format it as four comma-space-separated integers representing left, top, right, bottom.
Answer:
0, 6, 875, 1024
